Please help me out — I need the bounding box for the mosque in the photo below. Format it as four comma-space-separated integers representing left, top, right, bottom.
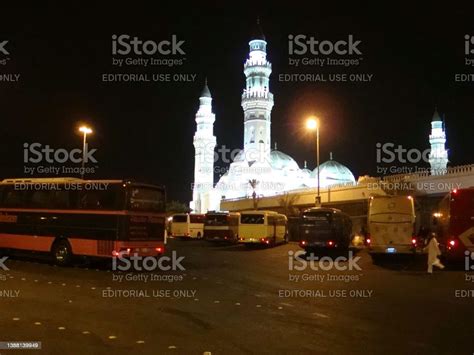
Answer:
190, 23, 448, 213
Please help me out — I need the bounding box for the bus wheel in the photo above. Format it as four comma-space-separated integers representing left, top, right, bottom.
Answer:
51, 239, 73, 266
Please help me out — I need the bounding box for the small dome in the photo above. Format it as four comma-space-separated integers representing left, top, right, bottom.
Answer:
311, 159, 356, 187
270, 150, 300, 170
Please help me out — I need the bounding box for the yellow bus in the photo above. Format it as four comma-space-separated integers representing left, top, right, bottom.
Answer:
238, 210, 288, 246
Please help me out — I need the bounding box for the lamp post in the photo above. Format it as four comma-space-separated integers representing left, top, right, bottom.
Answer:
78, 126, 92, 179
306, 118, 321, 206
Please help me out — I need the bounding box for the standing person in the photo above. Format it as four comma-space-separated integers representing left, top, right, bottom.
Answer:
425, 233, 445, 274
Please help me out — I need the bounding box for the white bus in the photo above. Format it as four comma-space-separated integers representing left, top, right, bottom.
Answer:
368, 195, 417, 260
170, 213, 205, 239
204, 211, 240, 243
238, 210, 288, 246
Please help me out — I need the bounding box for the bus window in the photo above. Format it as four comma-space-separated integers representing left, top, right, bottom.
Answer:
241, 214, 264, 224
80, 186, 121, 210
205, 214, 228, 226
129, 187, 165, 212
301, 211, 332, 226
2, 187, 25, 208
190, 214, 205, 224
172, 215, 188, 223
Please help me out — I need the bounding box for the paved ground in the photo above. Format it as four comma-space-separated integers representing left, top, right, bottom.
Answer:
0, 240, 473, 355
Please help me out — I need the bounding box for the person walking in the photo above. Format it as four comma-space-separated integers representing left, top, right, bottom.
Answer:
425, 232, 445, 274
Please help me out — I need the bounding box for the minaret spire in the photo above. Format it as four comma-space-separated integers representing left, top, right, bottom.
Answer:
191, 79, 217, 213
242, 19, 273, 160
429, 107, 448, 175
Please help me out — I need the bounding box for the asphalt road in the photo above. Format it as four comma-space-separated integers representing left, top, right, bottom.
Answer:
0, 240, 473, 355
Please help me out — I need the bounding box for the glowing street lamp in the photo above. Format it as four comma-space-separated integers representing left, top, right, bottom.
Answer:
78, 125, 93, 179
306, 117, 321, 206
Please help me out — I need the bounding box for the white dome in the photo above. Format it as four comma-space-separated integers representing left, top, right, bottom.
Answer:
311, 159, 356, 187
270, 150, 300, 170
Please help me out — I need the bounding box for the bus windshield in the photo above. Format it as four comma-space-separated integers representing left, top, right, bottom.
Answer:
172, 215, 188, 223
205, 214, 229, 226
128, 186, 165, 213
301, 212, 332, 226
241, 214, 264, 224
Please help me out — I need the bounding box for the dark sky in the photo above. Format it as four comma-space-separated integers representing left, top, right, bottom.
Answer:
0, 4, 473, 202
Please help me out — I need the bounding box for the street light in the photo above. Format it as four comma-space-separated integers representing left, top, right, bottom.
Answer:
78, 125, 92, 179
306, 117, 321, 206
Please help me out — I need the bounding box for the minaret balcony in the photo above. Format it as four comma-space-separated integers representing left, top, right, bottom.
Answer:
241, 90, 274, 101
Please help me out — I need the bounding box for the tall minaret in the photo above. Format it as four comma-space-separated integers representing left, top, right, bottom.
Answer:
191, 79, 216, 213
429, 108, 448, 175
241, 19, 274, 161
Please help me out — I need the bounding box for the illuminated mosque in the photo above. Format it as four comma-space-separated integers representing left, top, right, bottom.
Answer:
190, 23, 447, 213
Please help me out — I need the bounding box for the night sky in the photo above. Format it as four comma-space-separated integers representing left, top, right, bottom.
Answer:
0, 4, 473, 203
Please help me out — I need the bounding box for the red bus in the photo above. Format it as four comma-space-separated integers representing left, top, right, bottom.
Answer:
0, 178, 166, 265
434, 188, 474, 260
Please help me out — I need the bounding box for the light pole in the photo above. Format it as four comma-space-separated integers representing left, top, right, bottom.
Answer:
306, 117, 321, 206
78, 126, 92, 179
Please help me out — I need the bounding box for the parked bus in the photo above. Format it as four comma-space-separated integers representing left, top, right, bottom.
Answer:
367, 195, 417, 260
433, 188, 474, 261
170, 213, 205, 239
298, 207, 353, 252
238, 210, 288, 246
0, 178, 166, 265
204, 211, 240, 243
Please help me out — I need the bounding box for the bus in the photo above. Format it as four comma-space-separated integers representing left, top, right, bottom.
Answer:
367, 195, 417, 259
238, 210, 288, 246
433, 188, 474, 261
204, 211, 240, 243
170, 213, 205, 239
298, 207, 352, 252
0, 178, 166, 265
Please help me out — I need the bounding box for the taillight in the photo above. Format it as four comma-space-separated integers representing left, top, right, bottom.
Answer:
300, 240, 306, 246
411, 238, 417, 246
155, 247, 163, 253
448, 239, 457, 249
327, 240, 334, 247
366, 238, 371, 245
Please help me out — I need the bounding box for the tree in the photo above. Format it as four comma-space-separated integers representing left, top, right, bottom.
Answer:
278, 192, 300, 216
248, 179, 260, 209
166, 200, 191, 215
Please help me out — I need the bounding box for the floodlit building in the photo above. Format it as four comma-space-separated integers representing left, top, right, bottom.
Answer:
190, 22, 355, 212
